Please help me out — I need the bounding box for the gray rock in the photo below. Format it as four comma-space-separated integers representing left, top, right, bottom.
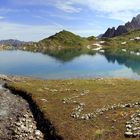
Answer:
124, 132, 133, 137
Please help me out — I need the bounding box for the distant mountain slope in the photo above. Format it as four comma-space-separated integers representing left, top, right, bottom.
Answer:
102, 14, 140, 38
0, 39, 32, 47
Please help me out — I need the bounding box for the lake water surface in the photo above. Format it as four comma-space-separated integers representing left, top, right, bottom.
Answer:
0, 50, 140, 79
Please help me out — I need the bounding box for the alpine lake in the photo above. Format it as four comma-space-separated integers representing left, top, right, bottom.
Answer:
0, 50, 140, 80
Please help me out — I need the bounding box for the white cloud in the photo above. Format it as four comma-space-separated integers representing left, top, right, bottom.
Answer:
65, 0, 140, 22
11, 0, 140, 21
0, 21, 64, 41
50, 14, 80, 20
0, 16, 5, 20
107, 11, 136, 22
0, 21, 105, 41
76, 0, 140, 22
0, 8, 29, 14
54, 1, 81, 13
32, 15, 64, 28
79, 0, 137, 13
12, 0, 81, 13
34, 13, 83, 21
2, 0, 140, 40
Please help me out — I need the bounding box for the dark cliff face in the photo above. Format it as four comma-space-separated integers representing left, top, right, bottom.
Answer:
102, 27, 115, 38
125, 15, 140, 30
102, 14, 140, 38
115, 25, 128, 36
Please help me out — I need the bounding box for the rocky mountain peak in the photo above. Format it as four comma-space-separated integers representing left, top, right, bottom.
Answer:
102, 14, 140, 38
136, 14, 140, 19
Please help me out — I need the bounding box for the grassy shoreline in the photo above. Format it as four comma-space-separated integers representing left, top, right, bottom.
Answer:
5, 77, 140, 140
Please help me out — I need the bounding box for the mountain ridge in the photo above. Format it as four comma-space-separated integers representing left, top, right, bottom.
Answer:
102, 14, 140, 38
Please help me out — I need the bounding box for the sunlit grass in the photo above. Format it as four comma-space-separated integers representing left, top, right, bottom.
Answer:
6, 78, 140, 140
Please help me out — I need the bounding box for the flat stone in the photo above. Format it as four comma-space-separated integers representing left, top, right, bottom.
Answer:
125, 132, 133, 137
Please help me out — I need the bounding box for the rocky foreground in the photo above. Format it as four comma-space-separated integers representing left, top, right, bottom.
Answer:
0, 79, 44, 140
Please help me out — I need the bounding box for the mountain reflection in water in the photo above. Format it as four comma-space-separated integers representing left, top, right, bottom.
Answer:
0, 50, 140, 79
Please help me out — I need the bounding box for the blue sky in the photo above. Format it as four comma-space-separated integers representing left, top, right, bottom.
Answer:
0, 0, 140, 41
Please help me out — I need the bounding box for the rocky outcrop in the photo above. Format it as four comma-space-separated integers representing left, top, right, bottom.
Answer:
102, 14, 140, 38
102, 27, 116, 38
115, 25, 128, 36
125, 15, 140, 30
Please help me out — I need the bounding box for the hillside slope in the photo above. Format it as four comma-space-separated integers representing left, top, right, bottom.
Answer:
39, 30, 88, 50
22, 30, 89, 51
20, 30, 96, 60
